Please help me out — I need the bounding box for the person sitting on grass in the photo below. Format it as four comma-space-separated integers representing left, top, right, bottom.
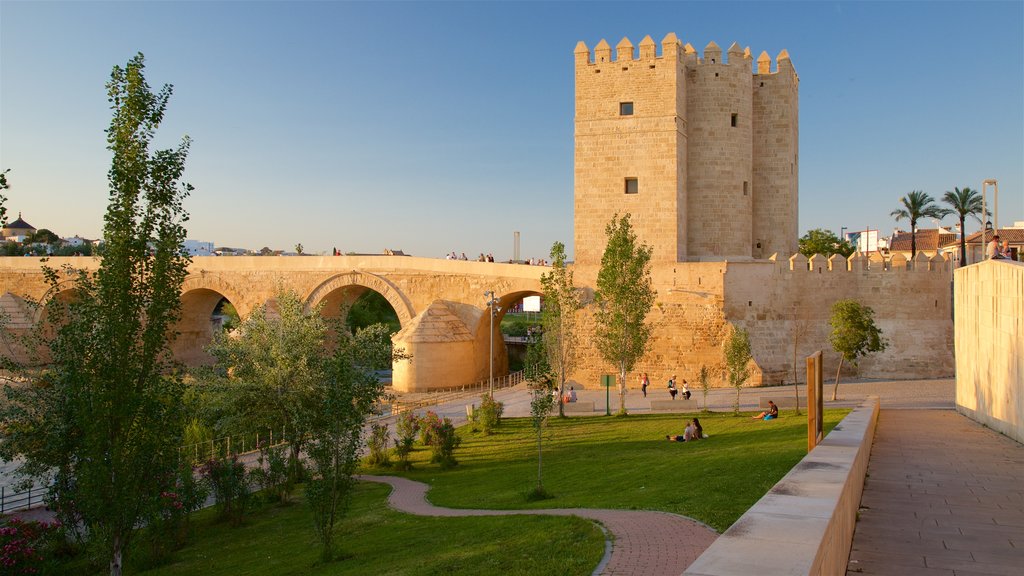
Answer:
752, 400, 779, 420
666, 418, 704, 442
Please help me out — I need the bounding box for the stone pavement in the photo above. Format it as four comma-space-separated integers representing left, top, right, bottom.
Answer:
358, 474, 718, 576
847, 409, 1024, 575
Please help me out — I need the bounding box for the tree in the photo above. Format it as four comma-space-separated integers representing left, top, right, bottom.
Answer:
942, 187, 986, 266
890, 191, 950, 259
0, 53, 193, 576
295, 243, 304, 255
829, 299, 887, 401
0, 168, 9, 227
206, 289, 326, 482
798, 228, 854, 258
539, 241, 581, 418
304, 322, 398, 561
523, 335, 556, 499
593, 214, 655, 416
24, 228, 61, 246
722, 325, 752, 415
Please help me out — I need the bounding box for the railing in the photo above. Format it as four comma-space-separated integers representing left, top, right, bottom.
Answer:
0, 484, 49, 514
179, 427, 289, 466
369, 370, 526, 424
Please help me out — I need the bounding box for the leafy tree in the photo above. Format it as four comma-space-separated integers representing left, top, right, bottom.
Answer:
206, 289, 326, 482
697, 365, 711, 412
294, 243, 304, 255
539, 241, 581, 418
723, 325, 752, 415
593, 214, 655, 416
798, 228, 854, 258
942, 187, 986, 266
890, 191, 950, 259
24, 228, 60, 246
0, 53, 193, 576
346, 290, 400, 334
829, 299, 887, 400
524, 334, 555, 499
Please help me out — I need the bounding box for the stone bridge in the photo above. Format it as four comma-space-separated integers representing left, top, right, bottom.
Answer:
0, 256, 545, 392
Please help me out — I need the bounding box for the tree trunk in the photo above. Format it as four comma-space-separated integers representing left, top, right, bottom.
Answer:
831, 356, 845, 401
618, 366, 627, 414
910, 220, 917, 260
536, 427, 543, 490
557, 381, 565, 418
959, 216, 967, 266
110, 536, 123, 576
794, 382, 801, 415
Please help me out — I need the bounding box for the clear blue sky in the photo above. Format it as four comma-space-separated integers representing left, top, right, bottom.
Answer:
2, 1, 1021, 259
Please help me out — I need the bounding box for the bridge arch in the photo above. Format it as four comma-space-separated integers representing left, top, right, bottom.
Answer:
172, 276, 248, 365
304, 271, 415, 327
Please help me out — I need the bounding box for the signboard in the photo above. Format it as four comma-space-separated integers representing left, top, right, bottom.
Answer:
522, 295, 541, 313
806, 351, 824, 451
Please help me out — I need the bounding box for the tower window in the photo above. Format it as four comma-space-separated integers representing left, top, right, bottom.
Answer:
731, 113, 738, 127
743, 181, 749, 196
625, 178, 639, 194
620, 102, 634, 116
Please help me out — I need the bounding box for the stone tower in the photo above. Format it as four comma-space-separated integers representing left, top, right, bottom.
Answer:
573, 34, 799, 264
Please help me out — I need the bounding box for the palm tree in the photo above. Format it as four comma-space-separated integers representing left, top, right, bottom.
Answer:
942, 187, 986, 266
890, 191, 950, 259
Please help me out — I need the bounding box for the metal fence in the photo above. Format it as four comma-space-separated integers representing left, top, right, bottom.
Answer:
0, 484, 49, 514
179, 427, 289, 466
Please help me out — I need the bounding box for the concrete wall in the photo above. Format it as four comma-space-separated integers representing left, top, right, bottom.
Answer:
954, 260, 1024, 443
684, 396, 880, 576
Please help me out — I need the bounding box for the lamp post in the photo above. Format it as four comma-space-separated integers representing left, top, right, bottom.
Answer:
484, 290, 500, 398
982, 179, 998, 260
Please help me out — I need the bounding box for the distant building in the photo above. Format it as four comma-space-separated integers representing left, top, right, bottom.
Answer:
2, 213, 36, 242
182, 239, 214, 256
887, 228, 958, 261
964, 223, 1024, 263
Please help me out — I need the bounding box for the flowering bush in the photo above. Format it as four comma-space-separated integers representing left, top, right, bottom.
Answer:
419, 411, 442, 446
393, 411, 420, 470
200, 454, 250, 525
0, 517, 62, 575
428, 416, 461, 470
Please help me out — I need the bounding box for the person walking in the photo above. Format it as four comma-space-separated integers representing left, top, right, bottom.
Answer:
640, 372, 649, 398
668, 375, 678, 400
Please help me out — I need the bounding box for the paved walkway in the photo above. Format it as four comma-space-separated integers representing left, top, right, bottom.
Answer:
847, 410, 1024, 575
358, 474, 717, 576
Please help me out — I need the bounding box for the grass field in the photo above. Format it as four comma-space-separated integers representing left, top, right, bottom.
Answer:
372, 409, 848, 531
56, 408, 847, 574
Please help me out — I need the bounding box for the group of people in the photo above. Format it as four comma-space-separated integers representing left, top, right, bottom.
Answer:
555, 385, 577, 403
666, 418, 704, 442
987, 235, 1016, 260
638, 373, 690, 400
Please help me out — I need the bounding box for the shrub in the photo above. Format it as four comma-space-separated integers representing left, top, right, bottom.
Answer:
200, 454, 250, 525
477, 394, 504, 435
428, 416, 462, 469
393, 411, 420, 470
365, 423, 392, 467
249, 442, 292, 503
0, 517, 63, 575
419, 411, 442, 446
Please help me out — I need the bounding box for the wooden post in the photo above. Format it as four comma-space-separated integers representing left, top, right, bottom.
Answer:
806, 351, 824, 452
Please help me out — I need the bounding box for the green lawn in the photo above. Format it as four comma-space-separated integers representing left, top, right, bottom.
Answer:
58, 408, 846, 575
373, 409, 848, 531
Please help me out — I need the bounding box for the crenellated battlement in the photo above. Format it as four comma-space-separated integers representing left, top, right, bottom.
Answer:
768, 252, 953, 274
574, 33, 794, 76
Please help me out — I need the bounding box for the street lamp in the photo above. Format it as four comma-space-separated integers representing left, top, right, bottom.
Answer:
484, 290, 501, 398
981, 179, 998, 260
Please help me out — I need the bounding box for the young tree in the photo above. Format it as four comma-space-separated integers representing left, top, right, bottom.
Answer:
829, 299, 887, 400
206, 289, 327, 482
722, 325, 752, 415
798, 228, 855, 258
0, 168, 9, 227
524, 334, 556, 498
890, 191, 950, 259
0, 53, 193, 576
304, 322, 399, 561
539, 241, 581, 418
593, 214, 655, 415
697, 364, 711, 412
942, 187, 986, 266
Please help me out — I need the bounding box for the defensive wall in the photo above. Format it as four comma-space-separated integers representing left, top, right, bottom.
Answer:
566, 251, 954, 390
954, 259, 1023, 443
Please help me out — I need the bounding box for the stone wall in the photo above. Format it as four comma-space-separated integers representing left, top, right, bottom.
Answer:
954, 260, 1024, 443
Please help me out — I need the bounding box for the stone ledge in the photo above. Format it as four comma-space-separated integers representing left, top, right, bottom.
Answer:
759, 395, 800, 409
684, 395, 879, 576
562, 400, 596, 413
650, 399, 693, 410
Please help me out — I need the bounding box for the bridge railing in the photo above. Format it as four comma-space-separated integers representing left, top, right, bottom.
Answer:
178, 427, 289, 466
369, 370, 526, 425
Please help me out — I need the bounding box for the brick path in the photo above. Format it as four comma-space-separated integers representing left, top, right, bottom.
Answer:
847, 410, 1024, 575
358, 474, 718, 576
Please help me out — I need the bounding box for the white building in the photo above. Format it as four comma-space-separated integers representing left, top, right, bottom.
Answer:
182, 239, 214, 256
